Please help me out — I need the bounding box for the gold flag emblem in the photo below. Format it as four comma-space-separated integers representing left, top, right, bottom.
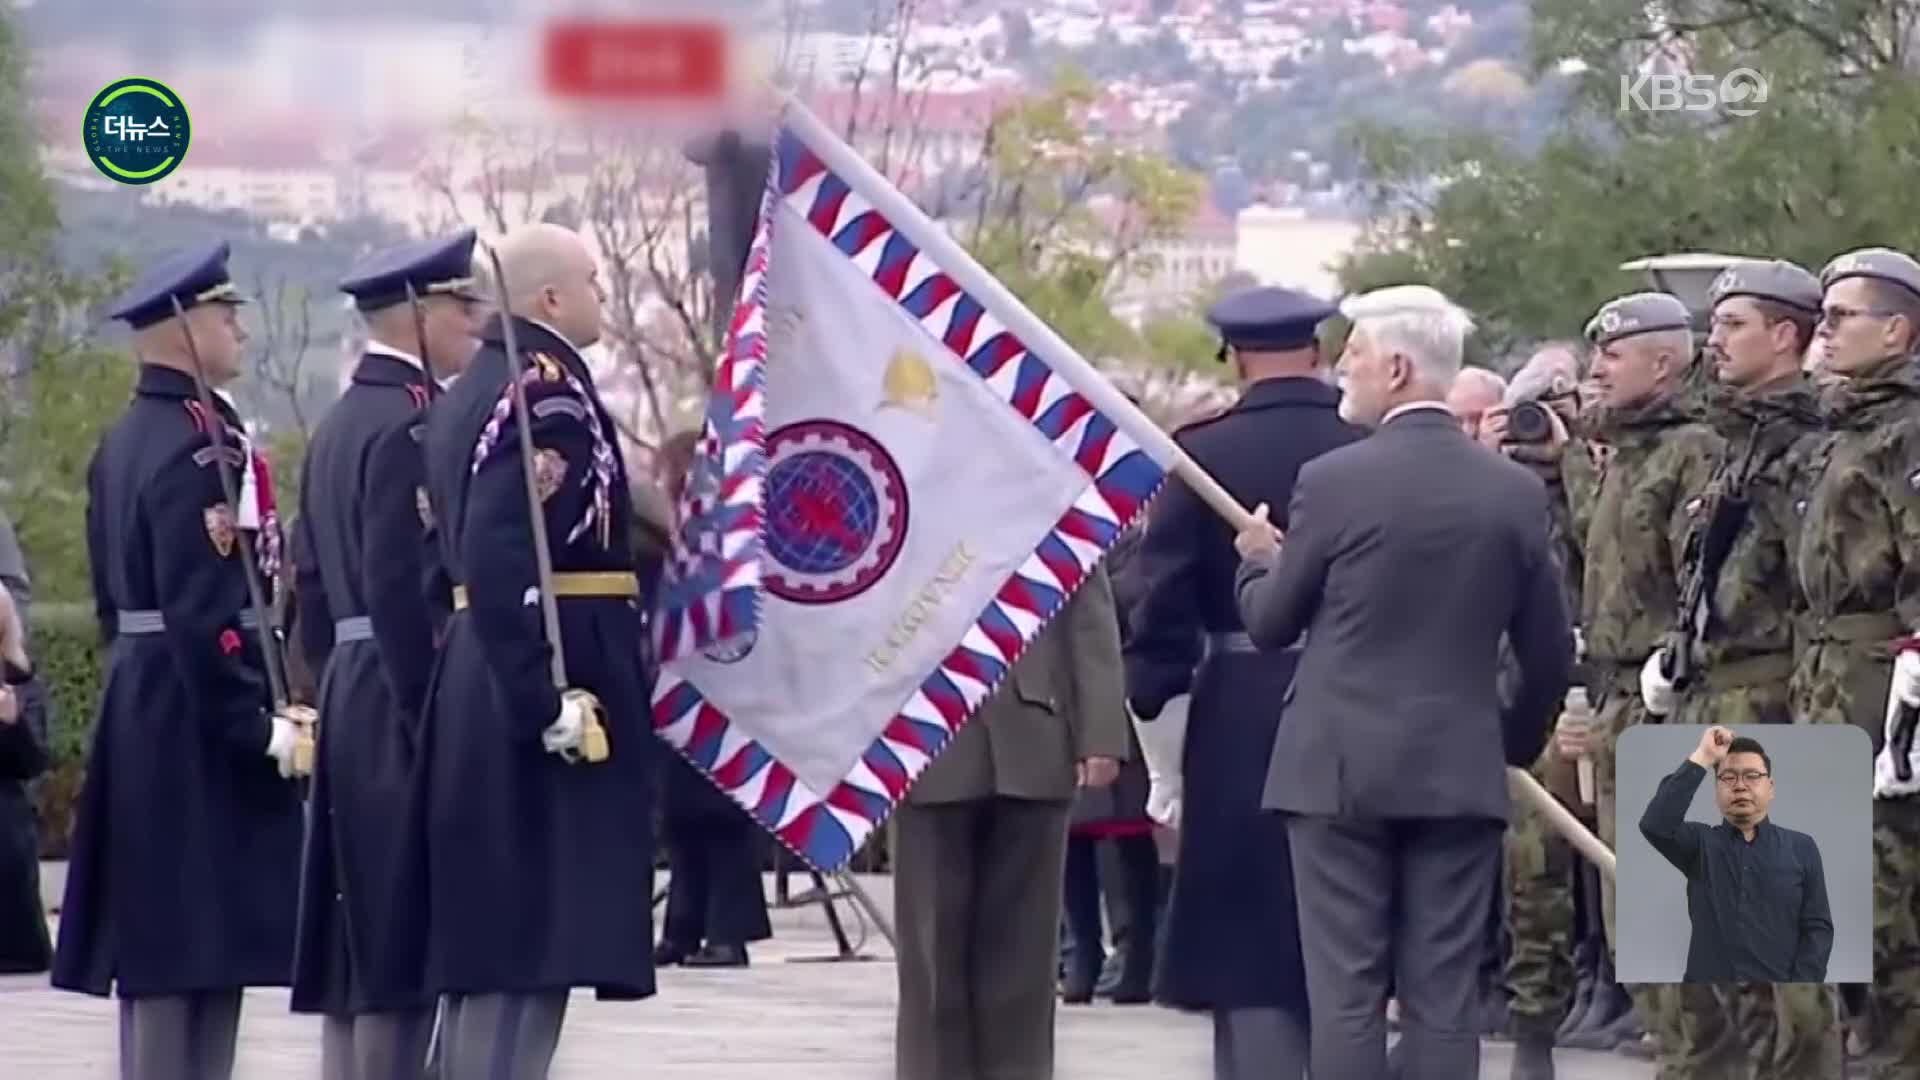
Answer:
881, 347, 938, 417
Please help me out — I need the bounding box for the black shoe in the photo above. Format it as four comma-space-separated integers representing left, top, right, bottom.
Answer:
1594, 1000, 1645, 1053
1108, 939, 1153, 1005
1094, 945, 1127, 997
653, 939, 695, 966
1060, 949, 1102, 1004
682, 943, 749, 968
1509, 1034, 1555, 1080
1555, 941, 1597, 1044
1562, 983, 1632, 1050
1613, 1029, 1657, 1060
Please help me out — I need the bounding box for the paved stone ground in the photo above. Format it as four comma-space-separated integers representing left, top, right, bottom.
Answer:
2, 868, 1654, 1078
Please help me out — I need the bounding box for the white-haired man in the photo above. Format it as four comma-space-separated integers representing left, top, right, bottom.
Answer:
1231, 285, 1575, 1079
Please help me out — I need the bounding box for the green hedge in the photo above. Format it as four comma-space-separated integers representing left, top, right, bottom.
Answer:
28, 602, 103, 858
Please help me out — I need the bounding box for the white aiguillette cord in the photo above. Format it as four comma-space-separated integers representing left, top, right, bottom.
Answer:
214, 387, 265, 530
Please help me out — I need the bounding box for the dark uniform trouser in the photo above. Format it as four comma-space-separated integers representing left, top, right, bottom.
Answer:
117, 990, 243, 1080
892, 796, 1071, 1080
1212, 1008, 1308, 1080
435, 992, 569, 1080
321, 1008, 436, 1080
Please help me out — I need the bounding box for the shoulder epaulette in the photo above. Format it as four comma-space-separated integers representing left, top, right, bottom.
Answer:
182, 399, 212, 434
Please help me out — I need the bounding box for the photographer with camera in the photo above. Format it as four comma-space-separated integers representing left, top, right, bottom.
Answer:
1465, 349, 1623, 1075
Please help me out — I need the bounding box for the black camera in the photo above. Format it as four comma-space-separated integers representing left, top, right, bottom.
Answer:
1505, 400, 1555, 444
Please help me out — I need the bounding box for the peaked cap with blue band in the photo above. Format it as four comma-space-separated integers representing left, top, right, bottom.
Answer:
1206, 285, 1336, 361
106, 240, 249, 330
339, 228, 484, 312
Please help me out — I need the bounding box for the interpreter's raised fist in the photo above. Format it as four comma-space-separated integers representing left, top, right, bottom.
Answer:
1690, 725, 1735, 768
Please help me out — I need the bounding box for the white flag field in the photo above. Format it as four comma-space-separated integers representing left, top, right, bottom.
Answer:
648, 98, 1189, 872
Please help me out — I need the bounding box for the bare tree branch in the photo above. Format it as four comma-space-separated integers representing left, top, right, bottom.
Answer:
247, 272, 316, 437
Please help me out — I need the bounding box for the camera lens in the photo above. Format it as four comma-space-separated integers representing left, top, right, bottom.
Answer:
1506, 401, 1552, 443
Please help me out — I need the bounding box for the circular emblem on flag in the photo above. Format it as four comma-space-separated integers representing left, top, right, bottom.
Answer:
762, 419, 908, 604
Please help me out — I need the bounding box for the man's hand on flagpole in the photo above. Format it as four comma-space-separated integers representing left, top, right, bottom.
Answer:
1077, 756, 1120, 789
1233, 502, 1283, 562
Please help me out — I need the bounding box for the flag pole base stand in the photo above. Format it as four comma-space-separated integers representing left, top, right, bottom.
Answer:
782, 869, 893, 964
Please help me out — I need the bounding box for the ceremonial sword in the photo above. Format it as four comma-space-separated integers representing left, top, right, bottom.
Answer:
479, 244, 609, 764
170, 295, 317, 775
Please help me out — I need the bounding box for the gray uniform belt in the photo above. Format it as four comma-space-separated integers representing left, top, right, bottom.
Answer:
117, 609, 260, 636
1206, 631, 1258, 654
1205, 630, 1306, 655
334, 616, 375, 643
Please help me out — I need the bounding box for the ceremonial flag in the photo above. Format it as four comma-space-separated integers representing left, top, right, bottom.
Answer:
651, 98, 1183, 871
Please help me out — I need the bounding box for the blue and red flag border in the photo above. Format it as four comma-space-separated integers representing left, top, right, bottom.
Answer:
650, 120, 1168, 873
651, 159, 778, 663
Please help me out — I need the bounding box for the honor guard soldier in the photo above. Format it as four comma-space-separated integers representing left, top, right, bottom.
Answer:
1795, 247, 1920, 1075
53, 241, 306, 1079
1122, 286, 1362, 1078
417, 223, 661, 1076
288, 229, 485, 1077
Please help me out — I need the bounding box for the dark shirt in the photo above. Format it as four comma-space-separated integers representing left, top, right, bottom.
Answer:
1638, 760, 1833, 982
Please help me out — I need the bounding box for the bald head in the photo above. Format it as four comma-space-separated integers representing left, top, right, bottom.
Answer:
1446, 367, 1505, 441
493, 223, 603, 348
1448, 367, 1505, 411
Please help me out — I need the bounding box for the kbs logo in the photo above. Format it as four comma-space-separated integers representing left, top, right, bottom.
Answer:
1619, 67, 1769, 117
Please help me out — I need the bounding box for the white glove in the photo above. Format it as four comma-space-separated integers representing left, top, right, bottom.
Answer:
1877, 654, 1920, 799
265, 716, 301, 779
542, 694, 591, 759
1131, 694, 1190, 829
1640, 652, 1675, 718
1894, 649, 1920, 707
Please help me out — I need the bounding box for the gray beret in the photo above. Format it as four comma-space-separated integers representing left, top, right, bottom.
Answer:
1708, 259, 1822, 314
1821, 247, 1920, 301
1585, 291, 1693, 347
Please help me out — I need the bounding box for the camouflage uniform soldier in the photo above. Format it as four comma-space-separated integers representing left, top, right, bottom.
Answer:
1641, 259, 1842, 1079
1557, 294, 1724, 1068
1480, 344, 1586, 1080
1794, 247, 1920, 1077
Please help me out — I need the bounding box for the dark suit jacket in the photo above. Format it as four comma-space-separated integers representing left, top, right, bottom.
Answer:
1233, 405, 1573, 821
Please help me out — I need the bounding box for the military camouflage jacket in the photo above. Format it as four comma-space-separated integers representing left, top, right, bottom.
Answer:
1565, 393, 1722, 669
1795, 354, 1920, 629
1688, 377, 1826, 667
